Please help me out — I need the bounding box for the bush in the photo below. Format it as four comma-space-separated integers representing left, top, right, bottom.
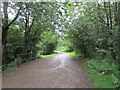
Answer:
41, 43, 56, 55
37, 31, 58, 55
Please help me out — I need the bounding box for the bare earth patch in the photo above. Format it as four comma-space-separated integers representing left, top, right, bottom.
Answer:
2, 52, 92, 88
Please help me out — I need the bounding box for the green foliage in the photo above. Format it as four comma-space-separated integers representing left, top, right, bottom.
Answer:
90, 73, 116, 88
2, 57, 28, 72
56, 33, 73, 52
36, 53, 58, 58
6, 26, 24, 63
67, 52, 76, 56
64, 2, 120, 60
3, 65, 17, 72
84, 58, 119, 88
2, 2, 120, 88
2, 2, 60, 70
38, 31, 58, 55
67, 52, 82, 57
61, 3, 120, 88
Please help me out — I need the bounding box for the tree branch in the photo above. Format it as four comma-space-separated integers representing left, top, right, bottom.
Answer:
104, 2, 110, 28
28, 18, 35, 33
97, 3, 108, 26
3, 3, 22, 29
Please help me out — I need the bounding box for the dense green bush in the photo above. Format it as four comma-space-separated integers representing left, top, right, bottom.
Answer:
41, 43, 57, 55
38, 31, 58, 55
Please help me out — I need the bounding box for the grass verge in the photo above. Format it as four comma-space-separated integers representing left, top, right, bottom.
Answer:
36, 53, 59, 58
66, 52, 119, 88
66, 52, 76, 56
66, 52, 81, 57
66, 52, 82, 60
84, 59, 119, 88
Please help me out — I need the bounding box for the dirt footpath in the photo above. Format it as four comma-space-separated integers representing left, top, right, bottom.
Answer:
2, 52, 92, 88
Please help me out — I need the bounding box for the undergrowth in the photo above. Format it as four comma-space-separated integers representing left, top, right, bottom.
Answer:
2, 57, 28, 72
3, 53, 59, 72
84, 58, 119, 88
67, 51, 119, 88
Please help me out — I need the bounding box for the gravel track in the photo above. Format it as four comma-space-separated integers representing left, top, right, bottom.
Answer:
2, 52, 92, 88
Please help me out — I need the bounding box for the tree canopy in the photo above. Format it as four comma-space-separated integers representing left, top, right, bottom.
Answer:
2, 1, 120, 88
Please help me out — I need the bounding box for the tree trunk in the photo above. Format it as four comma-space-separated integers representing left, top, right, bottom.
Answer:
2, 2, 22, 65
2, 2, 8, 65
108, 2, 112, 29
104, 2, 110, 28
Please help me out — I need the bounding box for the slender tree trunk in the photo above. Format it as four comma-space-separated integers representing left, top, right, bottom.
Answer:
118, 2, 120, 25
23, 4, 35, 59
108, 2, 112, 29
24, 4, 30, 59
24, 14, 29, 58
114, 2, 118, 25
104, 2, 110, 28
2, 2, 8, 65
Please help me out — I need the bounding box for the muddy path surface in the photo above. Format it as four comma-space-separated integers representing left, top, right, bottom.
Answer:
2, 52, 92, 88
